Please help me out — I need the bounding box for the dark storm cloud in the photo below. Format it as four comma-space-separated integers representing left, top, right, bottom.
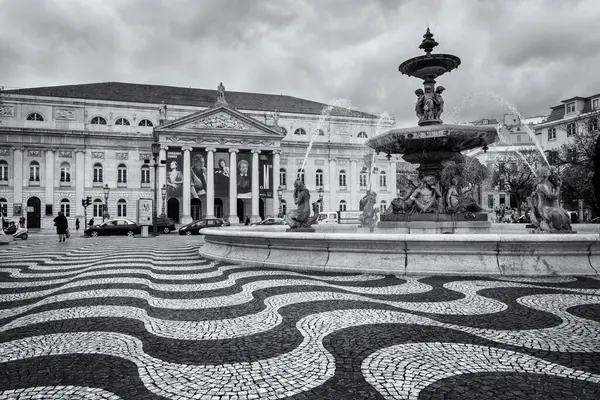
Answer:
1, 0, 599, 125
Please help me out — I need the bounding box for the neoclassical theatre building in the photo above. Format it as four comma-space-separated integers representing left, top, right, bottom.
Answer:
0, 82, 400, 229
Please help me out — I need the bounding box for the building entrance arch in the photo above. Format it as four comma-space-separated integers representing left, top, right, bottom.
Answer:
167, 198, 180, 223
26, 197, 41, 229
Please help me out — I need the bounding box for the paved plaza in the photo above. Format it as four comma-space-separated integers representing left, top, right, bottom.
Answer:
0, 236, 599, 399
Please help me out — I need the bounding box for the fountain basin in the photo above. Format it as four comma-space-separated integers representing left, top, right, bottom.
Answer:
398, 53, 461, 79
366, 123, 498, 155
199, 227, 600, 276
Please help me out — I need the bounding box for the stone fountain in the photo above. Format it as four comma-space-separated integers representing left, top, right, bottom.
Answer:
198, 29, 600, 277
366, 29, 498, 233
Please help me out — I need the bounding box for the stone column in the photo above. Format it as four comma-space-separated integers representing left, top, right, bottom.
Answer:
328, 158, 337, 211
75, 150, 85, 216
350, 159, 358, 210
272, 150, 281, 217
228, 148, 239, 223
158, 146, 167, 215
44, 149, 55, 214
181, 145, 192, 224
205, 147, 216, 219
12, 147, 24, 215
251, 149, 261, 223
390, 161, 397, 199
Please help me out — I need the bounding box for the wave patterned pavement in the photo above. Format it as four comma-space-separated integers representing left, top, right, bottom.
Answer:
0, 237, 599, 399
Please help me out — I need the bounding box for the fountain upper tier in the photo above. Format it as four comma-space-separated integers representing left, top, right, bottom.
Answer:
399, 28, 461, 81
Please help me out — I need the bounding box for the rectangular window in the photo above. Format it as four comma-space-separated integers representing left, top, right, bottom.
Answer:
141, 169, 150, 184
567, 123, 576, 137
547, 128, 556, 140
93, 168, 103, 183
593, 98, 599, 110
29, 166, 40, 181
60, 203, 70, 217
118, 204, 127, 217
339, 174, 346, 187
60, 168, 70, 182
118, 169, 127, 183
487, 194, 494, 209
93, 203, 103, 217
380, 174, 387, 187
315, 172, 323, 187
0, 164, 7, 181
566, 102, 576, 113
359, 174, 367, 187
280, 170, 286, 186
589, 118, 599, 133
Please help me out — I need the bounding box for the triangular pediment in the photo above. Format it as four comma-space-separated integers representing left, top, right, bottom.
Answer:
154, 106, 284, 138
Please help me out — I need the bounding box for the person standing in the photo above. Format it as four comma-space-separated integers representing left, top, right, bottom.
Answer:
75, 218, 80, 231
53, 211, 69, 242
88, 217, 95, 227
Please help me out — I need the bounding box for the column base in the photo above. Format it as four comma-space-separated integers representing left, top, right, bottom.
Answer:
228, 215, 240, 224
250, 215, 262, 224
181, 215, 193, 225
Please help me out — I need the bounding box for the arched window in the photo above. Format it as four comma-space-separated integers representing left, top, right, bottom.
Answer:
115, 118, 130, 126
318, 129, 325, 136
339, 200, 347, 211
359, 172, 367, 187
315, 169, 323, 186
60, 198, 70, 217
117, 164, 127, 183
26, 112, 44, 121
379, 171, 387, 187
296, 168, 305, 184
280, 127, 288, 135
141, 165, 150, 184
294, 128, 307, 135
339, 169, 347, 188
357, 131, 368, 138
0, 198, 7, 217
29, 161, 40, 182
93, 199, 103, 218
60, 162, 71, 182
380, 200, 387, 213
90, 116, 107, 125
0, 160, 8, 181
139, 119, 153, 127
279, 168, 287, 187
280, 199, 287, 215
117, 199, 127, 217
93, 163, 103, 183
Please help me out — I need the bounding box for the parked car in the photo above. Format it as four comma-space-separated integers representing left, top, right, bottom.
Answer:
178, 218, 228, 235
251, 217, 286, 226
84, 218, 141, 237
149, 216, 176, 234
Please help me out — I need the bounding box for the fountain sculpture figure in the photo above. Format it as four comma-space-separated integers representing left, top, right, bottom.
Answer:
366, 29, 499, 233
285, 179, 319, 232
529, 167, 573, 233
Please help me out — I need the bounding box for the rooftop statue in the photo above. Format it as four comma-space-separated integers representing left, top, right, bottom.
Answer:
158, 101, 167, 120
217, 82, 226, 103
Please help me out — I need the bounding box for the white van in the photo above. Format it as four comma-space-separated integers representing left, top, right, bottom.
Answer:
317, 212, 338, 224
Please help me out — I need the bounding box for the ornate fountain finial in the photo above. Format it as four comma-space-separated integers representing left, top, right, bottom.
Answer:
419, 27, 438, 55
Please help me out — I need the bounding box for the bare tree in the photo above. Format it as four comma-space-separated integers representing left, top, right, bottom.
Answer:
490, 149, 546, 214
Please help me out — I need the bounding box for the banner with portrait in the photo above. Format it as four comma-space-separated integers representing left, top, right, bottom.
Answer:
190, 149, 208, 199
166, 148, 183, 199
259, 153, 273, 198
213, 151, 230, 198
236, 153, 252, 199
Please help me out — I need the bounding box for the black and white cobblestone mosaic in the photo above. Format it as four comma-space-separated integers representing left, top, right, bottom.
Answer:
0, 237, 599, 399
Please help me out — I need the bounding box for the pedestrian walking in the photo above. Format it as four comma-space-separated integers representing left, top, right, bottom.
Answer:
88, 217, 95, 227
53, 211, 69, 242
245, 216, 250, 225
75, 218, 80, 231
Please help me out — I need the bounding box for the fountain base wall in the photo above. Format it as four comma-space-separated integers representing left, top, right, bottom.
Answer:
199, 227, 600, 276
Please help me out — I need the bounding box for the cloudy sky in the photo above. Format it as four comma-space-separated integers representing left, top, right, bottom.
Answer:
1, 0, 599, 126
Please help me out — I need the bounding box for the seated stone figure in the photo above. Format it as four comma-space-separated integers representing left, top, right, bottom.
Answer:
358, 190, 378, 232
285, 180, 318, 230
530, 168, 572, 233
406, 175, 442, 214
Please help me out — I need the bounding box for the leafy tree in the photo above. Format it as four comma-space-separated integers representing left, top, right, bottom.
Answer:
490, 149, 546, 215
441, 155, 489, 190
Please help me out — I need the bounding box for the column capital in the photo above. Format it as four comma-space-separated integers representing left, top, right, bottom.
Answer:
228, 148, 239, 153
43, 148, 56, 153
328, 157, 337, 163
251, 149, 261, 154
12, 147, 25, 153
74, 148, 86, 154
181, 145, 193, 152
272, 150, 282, 155
205, 147, 217, 153
160, 144, 169, 151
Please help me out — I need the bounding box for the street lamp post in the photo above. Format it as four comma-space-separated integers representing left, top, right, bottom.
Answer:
151, 142, 161, 236
161, 184, 167, 217
318, 186, 324, 213
277, 186, 284, 218
103, 184, 110, 222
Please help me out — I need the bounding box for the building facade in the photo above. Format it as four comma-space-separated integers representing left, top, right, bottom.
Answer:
0, 82, 399, 229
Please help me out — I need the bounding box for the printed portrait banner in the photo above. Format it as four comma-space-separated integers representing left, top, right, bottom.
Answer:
236, 153, 252, 199
166, 148, 183, 199
190, 149, 208, 199
259, 153, 273, 198
213, 151, 230, 198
